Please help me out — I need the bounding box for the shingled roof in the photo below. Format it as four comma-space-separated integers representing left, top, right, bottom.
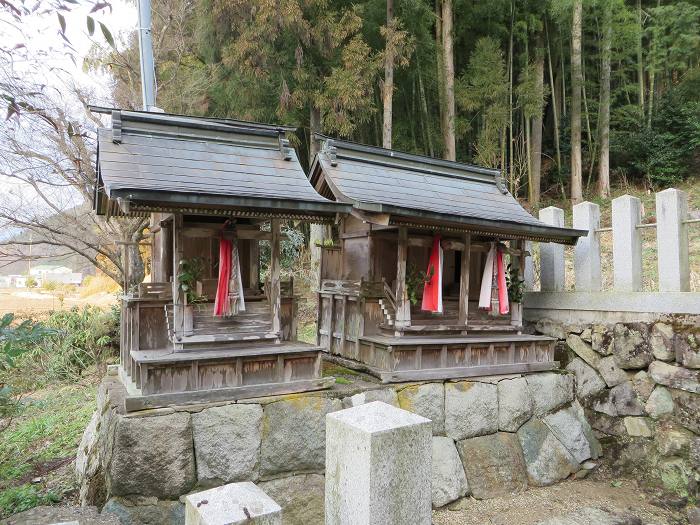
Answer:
93, 110, 350, 221
309, 135, 584, 244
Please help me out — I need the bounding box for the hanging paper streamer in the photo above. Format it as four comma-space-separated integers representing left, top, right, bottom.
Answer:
478, 243, 496, 310
496, 246, 509, 315
478, 242, 510, 314
214, 238, 232, 316
231, 239, 246, 313
421, 235, 443, 313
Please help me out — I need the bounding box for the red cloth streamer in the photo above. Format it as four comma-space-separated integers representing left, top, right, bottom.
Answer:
421, 235, 443, 313
214, 238, 232, 316
496, 247, 509, 315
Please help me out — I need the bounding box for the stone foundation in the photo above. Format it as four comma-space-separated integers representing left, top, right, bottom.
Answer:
77, 369, 601, 525
532, 316, 699, 501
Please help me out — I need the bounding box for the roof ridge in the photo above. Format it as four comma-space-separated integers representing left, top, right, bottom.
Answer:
313, 133, 502, 178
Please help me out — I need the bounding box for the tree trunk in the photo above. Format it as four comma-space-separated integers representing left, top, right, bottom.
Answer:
435, 0, 444, 144
417, 61, 435, 157
309, 105, 324, 267
546, 20, 562, 179
508, 0, 514, 191
637, 0, 645, 120
382, 0, 394, 149
598, 0, 612, 198
529, 31, 545, 207
441, 0, 456, 161
570, 0, 583, 203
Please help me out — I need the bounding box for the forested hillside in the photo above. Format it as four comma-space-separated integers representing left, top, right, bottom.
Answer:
93, 0, 700, 206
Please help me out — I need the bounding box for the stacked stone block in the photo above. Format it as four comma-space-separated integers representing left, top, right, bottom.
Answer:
77, 368, 602, 525
536, 317, 699, 501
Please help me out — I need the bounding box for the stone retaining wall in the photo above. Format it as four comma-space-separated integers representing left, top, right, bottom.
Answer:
533, 316, 699, 501
77, 370, 601, 525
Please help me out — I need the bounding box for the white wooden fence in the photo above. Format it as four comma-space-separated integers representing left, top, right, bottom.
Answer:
524, 188, 700, 322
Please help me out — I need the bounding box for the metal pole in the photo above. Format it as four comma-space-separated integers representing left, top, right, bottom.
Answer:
137, 0, 156, 111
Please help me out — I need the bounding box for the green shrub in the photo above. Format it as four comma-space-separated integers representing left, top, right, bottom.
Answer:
26, 306, 119, 381
0, 314, 54, 428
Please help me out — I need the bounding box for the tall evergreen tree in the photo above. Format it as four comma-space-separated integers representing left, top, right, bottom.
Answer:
570, 0, 584, 203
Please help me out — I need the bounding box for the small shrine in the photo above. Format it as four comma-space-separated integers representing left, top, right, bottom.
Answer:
93, 110, 349, 410
308, 135, 585, 382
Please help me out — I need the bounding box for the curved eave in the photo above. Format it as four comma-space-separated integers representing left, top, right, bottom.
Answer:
98, 188, 351, 221
352, 201, 585, 244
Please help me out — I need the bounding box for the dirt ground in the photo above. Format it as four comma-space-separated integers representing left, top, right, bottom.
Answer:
432, 474, 687, 525
0, 288, 115, 315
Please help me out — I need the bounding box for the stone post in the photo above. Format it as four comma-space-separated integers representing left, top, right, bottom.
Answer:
539, 207, 565, 291
325, 401, 432, 525
612, 195, 642, 292
185, 482, 281, 525
573, 201, 602, 291
656, 188, 689, 292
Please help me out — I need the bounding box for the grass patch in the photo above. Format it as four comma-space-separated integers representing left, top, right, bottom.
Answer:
0, 384, 96, 518
297, 322, 317, 344
0, 483, 61, 517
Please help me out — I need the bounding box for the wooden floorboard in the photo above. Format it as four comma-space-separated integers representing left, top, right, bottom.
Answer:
379, 362, 559, 383
124, 376, 335, 412
132, 342, 324, 364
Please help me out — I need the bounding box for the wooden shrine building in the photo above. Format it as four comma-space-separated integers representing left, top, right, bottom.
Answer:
93, 110, 349, 411
309, 136, 586, 382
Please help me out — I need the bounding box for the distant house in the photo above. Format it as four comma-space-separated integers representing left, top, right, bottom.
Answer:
8, 275, 27, 288
0, 276, 10, 288
29, 264, 83, 286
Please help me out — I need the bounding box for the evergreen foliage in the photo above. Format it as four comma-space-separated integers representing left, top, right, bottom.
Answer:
96, 0, 700, 201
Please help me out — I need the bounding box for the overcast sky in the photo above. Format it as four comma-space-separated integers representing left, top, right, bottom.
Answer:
0, 1, 140, 242
2, 0, 138, 96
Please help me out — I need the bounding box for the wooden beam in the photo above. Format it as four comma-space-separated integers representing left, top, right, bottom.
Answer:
458, 233, 471, 326
349, 209, 391, 226
394, 226, 411, 328
182, 225, 287, 241
270, 218, 281, 335
124, 377, 335, 412
379, 362, 558, 383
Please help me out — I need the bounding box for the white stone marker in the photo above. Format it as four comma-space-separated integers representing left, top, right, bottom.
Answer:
325, 401, 432, 525
612, 195, 643, 291
573, 201, 602, 292
656, 188, 689, 292
185, 482, 282, 525
539, 207, 565, 291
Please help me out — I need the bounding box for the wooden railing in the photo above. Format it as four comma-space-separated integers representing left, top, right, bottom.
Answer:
381, 278, 397, 312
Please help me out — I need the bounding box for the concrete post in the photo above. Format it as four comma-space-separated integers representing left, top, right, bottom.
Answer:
656, 188, 689, 292
185, 482, 281, 525
612, 195, 643, 292
539, 207, 565, 291
573, 201, 602, 291
325, 401, 432, 525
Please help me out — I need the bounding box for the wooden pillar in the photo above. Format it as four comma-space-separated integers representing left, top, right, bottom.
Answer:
270, 218, 281, 335
249, 239, 260, 292
511, 240, 524, 328
458, 233, 471, 327
394, 226, 411, 328
172, 213, 184, 342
